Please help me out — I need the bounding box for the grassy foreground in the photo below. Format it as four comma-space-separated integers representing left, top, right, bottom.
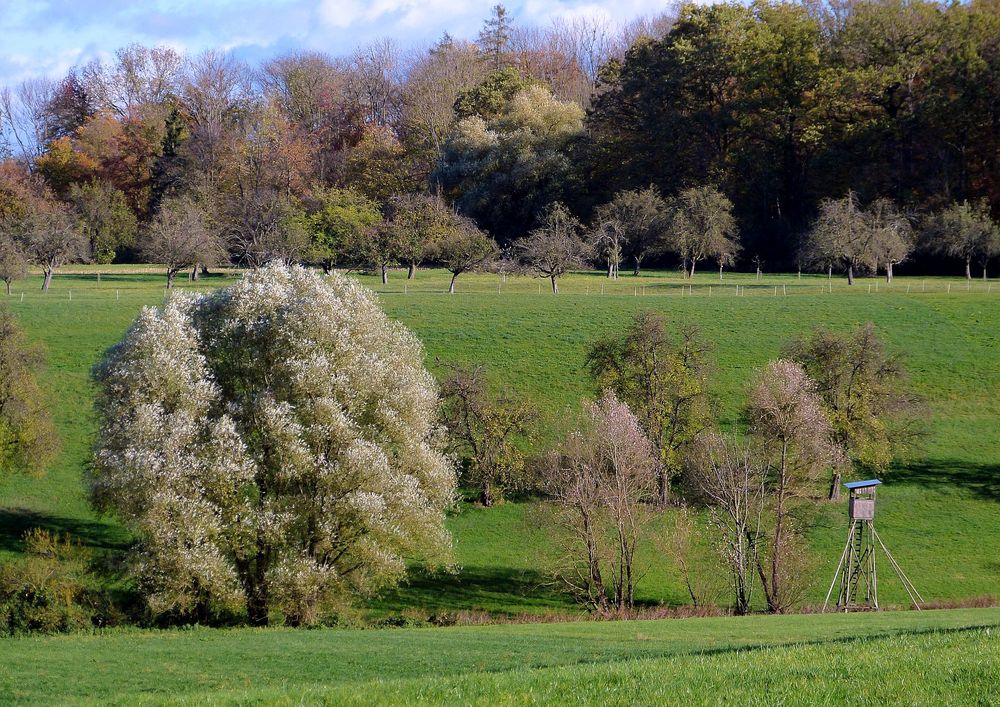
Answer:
0, 266, 998, 615
0, 608, 997, 704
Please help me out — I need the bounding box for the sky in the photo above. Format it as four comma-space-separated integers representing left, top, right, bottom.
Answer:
0, 0, 672, 86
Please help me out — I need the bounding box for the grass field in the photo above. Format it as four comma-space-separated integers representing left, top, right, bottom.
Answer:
1, 608, 997, 703
0, 265, 998, 617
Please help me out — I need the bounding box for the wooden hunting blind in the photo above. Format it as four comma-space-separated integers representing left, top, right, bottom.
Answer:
847, 480, 877, 520
823, 480, 924, 612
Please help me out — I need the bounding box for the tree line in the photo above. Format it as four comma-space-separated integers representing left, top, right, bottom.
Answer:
2, 1, 1000, 285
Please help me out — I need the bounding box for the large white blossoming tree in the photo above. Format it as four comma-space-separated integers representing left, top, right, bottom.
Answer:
91, 263, 456, 626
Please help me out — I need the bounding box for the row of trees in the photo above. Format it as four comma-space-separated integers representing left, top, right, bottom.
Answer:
3, 2, 1000, 280
444, 313, 919, 615
803, 193, 1000, 283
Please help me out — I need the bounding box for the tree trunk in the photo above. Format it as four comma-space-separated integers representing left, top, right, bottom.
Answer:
689, 259, 696, 277
42, 268, 53, 292
480, 481, 495, 507
633, 256, 642, 276
167, 269, 176, 289
381, 264, 388, 285
966, 258, 972, 280
449, 272, 458, 294
656, 467, 668, 508
4, 280, 10, 295
886, 262, 893, 283
828, 264, 833, 280
847, 264, 855, 286
829, 468, 842, 500
407, 261, 416, 279
191, 263, 200, 281
550, 275, 558, 294
321, 261, 332, 275
719, 263, 724, 281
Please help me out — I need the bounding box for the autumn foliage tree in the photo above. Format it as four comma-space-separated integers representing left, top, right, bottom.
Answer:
91, 264, 456, 626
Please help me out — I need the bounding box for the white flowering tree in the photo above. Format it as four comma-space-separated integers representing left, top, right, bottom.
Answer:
91, 263, 456, 626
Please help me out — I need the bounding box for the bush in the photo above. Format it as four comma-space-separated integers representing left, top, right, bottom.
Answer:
0, 529, 102, 635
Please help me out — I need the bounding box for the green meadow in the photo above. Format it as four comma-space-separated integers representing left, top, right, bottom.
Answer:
1, 608, 997, 704
0, 266, 998, 702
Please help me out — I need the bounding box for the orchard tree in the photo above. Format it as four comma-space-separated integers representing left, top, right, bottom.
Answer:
0, 235, 27, 295
668, 185, 740, 278
788, 323, 922, 499
803, 192, 871, 285
21, 192, 88, 291
866, 198, 913, 283
923, 199, 1000, 279
590, 187, 668, 279
307, 188, 381, 274
434, 216, 498, 293
746, 360, 841, 613
441, 365, 535, 506
587, 312, 713, 506
383, 193, 451, 279
91, 264, 456, 626
142, 196, 225, 288
517, 202, 589, 293
0, 309, 59, 478
545, 391, 658, 614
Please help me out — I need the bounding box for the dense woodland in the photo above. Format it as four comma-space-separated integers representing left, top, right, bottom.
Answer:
2, 0, 1000, 282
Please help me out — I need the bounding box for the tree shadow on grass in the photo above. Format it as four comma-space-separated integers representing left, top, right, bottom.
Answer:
885, 460, 1000, 502
0, 508, 129, 555
371, 565, 576, 615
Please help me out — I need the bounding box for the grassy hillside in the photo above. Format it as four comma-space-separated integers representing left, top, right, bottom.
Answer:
0, 267, 998, 615
1, 608, 997, 704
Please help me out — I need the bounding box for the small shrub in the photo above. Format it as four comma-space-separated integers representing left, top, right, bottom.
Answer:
0, 529, 102, 635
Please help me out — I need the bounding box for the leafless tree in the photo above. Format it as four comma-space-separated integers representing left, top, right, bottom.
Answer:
746, 359, 841, 612
403, 38, 487, 160
346, 39, 404, 129
602, 186, 669, 276
518, 202, 590, 293
546, 391, 658, 614
686, 432, 766, 615
83, 44, 184, 121
803, 191, 871, 285
0, 78, 57, 163
589, 187, 668, 279
181, 51, 254, 186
